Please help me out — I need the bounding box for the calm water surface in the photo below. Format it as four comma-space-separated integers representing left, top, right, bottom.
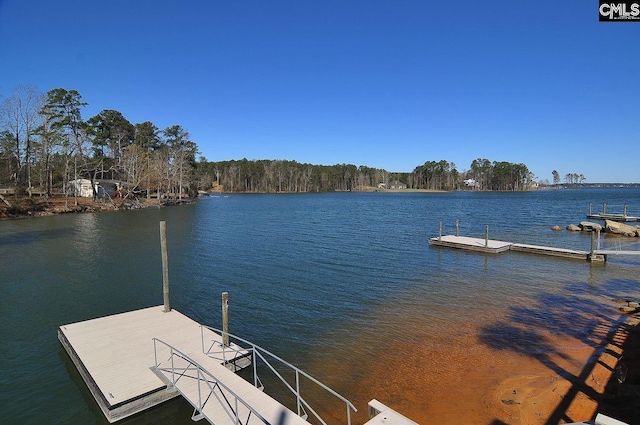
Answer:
1, 188, 639, 424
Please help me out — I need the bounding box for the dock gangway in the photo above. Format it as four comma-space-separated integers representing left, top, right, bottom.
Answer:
152, 328, 357, 425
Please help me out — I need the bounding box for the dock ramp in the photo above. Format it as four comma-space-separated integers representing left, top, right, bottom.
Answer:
152, 339, 309, 424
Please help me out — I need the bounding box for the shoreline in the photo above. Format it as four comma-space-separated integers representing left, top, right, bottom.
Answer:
6, 186, 638, 220
0, 195, 193, 220
0, 190, 445, 220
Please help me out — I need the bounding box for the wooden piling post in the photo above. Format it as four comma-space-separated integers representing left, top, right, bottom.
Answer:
588, 230, 606, 263
485, 225, 489, 247
456, 219, 459, 237
603, 202, 607, 214
589, 203, 592, 216
439, 221, 442, 240
624, 205, 627, 217
160, 221, 170, 312
222, 292, 229, 347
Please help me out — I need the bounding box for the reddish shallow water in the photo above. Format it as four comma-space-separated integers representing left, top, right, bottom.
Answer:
309, 291, 626, 425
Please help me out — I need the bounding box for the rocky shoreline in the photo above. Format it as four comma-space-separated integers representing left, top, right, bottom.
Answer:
555, 220, 640, 237
0, 195, 193, 220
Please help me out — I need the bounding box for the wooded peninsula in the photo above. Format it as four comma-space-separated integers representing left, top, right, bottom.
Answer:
2, 86, 583, 207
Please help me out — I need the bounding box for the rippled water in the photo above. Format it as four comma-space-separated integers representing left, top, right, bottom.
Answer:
1, 188, 639, 424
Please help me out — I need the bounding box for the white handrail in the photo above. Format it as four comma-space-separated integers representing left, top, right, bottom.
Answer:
200, 325, 357, 425
152, 337, 270, 425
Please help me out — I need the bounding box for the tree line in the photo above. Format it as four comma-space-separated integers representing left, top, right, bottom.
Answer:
200, 158, 536, 192
546, 170, 587, 186
1, 85, 538, 200
1, 85, 197, 207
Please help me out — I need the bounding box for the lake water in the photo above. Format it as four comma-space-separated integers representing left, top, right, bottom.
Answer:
1, 188, 639, 424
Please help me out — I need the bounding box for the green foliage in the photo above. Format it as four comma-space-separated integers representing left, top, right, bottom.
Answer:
134, 122, 160, 150
1, 84, 548, 196
87, 109, 134, 159
552, 170, 560, 185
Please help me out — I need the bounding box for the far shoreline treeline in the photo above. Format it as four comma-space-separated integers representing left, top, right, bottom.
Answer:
199, 158, 534, 193
1, 85, 596, 198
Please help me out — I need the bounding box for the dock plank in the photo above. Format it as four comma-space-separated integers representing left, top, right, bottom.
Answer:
429, 235, 512, 253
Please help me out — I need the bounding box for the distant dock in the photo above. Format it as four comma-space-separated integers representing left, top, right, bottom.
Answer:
429, 235, 606, 262
586, 213, 640, 222
428, 235, 512, 253
510, 243, 592, 260
587, 203, 640, 222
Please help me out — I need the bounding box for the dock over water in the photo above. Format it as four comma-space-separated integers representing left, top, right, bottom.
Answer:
587, 203, 640, 222
429, 235, 608, 262
60, 305, 416, 424
429, 235, 512, 253
58, 306, 250, 423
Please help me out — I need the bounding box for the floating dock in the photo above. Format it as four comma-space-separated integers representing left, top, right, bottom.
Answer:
59, 305, 369, 425
586, 213, 640, 222
510, 243, 591, 260
428, 235, 512, 253
587, 203, 640, 222
58, 306, 250, 423
429, 236, 607, 262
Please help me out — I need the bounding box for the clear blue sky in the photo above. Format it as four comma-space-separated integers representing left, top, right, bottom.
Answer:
1, 1, 638, 182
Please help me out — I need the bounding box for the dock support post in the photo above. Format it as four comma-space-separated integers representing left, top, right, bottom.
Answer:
485, 225, 489, 247
603, 202, 607, 214
222, 292, 229, 347
624, 205, 627, 217
439, 222, 442, 240
160, 221, 170, 312
588, 230, 606, 263
456, 219, 459, 237
589, 203, 592, 216
597, 228, 601, 251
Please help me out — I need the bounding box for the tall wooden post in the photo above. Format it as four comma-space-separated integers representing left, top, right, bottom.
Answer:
160, 221, 170, 312
624, 205, 627, 217
439, 221, 442, 240
590, 230, 596, 259
589, 203, 592, 216
603, 202, 607, 214
485, 225, 489, 247
455, 219, 459, 237
222, 292, 229, 347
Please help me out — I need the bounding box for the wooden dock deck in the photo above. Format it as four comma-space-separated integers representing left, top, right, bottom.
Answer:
58, 306, 250, 423
429, 235, 607, 262
587, 203, 640, 222
587, 213, 640, 222
510, 243, 592, 260
428, 235, 512, 253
